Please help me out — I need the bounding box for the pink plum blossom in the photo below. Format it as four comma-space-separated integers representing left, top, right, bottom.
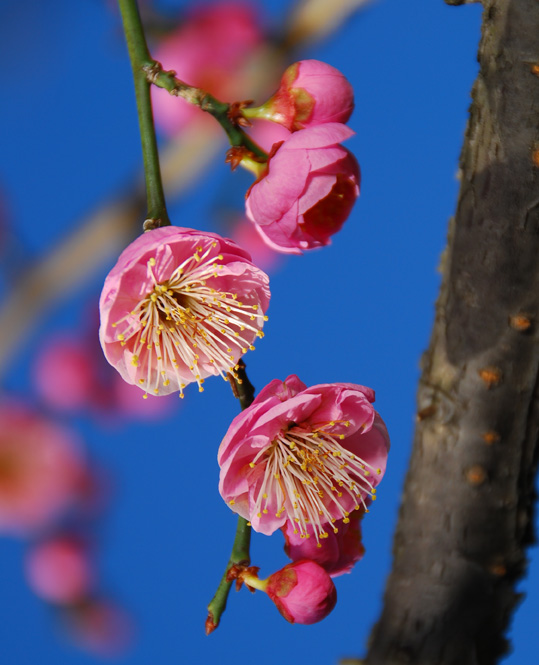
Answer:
151, 3, 262, 135
245, 123, 360, 253
257, 60, 354, 131
218, 375, 389, 540
99, 226, 270, 398
25, 537, 94, 604
0, 405, 85, 535
282, 509, 365, 577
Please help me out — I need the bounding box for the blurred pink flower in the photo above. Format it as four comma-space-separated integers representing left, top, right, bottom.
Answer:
0, 405, 85, 535
249, 119, 291, 153
99, 226, 270, 398
256, 60, 354, 131
33, 336, 97, 411
63, 599, 134, 657
245, 123, 360, 253
282, 509, 365, 577
112, 374, 177, 417
219, 375, 389, 540
151, 2, 262, 135
34, 325, 176, 420
264, 560, 337, 624
25, 537, 94, 604
229, 218, 284, 273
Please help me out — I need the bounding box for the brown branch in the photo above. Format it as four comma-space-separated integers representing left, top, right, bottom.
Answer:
364, 1, 539, 664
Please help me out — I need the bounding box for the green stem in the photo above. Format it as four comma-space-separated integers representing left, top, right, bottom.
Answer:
206, 516, 252, 634
206, 360, 256, 634
144, 65, 268, 161
117, 0, 170, 228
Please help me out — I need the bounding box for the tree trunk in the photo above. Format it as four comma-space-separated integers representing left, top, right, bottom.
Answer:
364, 1, 539, 663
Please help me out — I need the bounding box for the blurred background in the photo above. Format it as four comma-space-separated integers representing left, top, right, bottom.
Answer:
0, 0, 536, 663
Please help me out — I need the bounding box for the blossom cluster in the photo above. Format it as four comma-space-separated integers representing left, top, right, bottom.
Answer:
243, 60, 360, 254
97, 47, 388, 629
218, 375, 389, 623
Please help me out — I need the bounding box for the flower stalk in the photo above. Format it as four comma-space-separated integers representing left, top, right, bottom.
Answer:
145, 64, 268, 162
206, 359, 255, 634
117, 0, 170, 228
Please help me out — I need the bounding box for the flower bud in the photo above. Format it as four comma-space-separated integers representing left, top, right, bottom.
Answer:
255, 60, 354, 131
245, 124, 360, 253
265, 560, 337, 624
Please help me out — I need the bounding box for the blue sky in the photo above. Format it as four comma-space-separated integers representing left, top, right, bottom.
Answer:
0, 1, 536, 664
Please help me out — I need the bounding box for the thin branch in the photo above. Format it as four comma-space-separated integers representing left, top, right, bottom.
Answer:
118, 0, 170, 227
206, 359, 257, 633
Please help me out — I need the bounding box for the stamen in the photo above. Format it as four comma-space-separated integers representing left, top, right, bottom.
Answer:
112, 243, 266, 396
250, 426, 378, 541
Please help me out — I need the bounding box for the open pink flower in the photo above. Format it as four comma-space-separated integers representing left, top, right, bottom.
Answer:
245, 123, 360, 253
0, 405, 85, 535
151, 2, 262, 135
99, 226, 270, 398
282, 509, 365, 577
218, 375, 389, 539
257, 60, 354, 131
25, 537, 94, 604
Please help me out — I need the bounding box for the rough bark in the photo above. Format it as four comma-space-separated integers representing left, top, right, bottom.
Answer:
364, 1, 539, 664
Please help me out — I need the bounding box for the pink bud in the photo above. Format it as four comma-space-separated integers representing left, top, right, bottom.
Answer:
25, 537, 94, 604
245, 123, 360, 253
262, 60, 354, 131
266, 560, 337, 624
